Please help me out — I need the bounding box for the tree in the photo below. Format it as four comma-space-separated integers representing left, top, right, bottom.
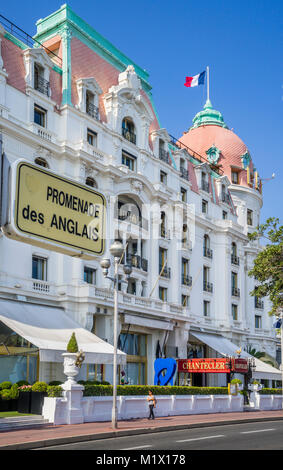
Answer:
248, 217, 283, 316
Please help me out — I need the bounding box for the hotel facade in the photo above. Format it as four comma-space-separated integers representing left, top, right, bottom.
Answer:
0, 5, 280, 387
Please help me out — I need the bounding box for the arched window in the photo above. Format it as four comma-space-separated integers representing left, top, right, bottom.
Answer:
231, 242, 239, 265
34, 157, 49, 168
85, 177, 97, 188
203, 235, 213, 258
231, 242, 237, 257
122, 117, 136, 144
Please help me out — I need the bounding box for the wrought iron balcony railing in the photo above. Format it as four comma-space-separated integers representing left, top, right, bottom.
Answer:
86, 101, 99, 120
203, 247, 213, 259
255, 297, 264, 309
34, 75, 50, 97
231, 254, 240, 266
232, 287, 240, 297
122, 127, 136, 144
201, 180, 210, 193
159, 148, 170, 164
180, 167, 189, 181
159, 264, 171, 279
182, 274, 192, 287
203, 281, 213, 293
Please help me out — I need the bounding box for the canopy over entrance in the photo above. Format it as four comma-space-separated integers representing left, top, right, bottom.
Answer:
190, 331, 281, 381
0, 298, 126, 364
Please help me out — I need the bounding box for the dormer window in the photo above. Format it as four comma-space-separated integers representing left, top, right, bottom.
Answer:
122, 118, 136, 145
231, 170, 240, 184
201, 172, 209, 192
86, 90, 99, 120
159, 139, 169, 163
34, 62, 50, 96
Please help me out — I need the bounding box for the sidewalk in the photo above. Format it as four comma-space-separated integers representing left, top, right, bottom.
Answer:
1, 410, 283, 450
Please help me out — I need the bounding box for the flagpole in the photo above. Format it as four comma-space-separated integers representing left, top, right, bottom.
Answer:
206, 66, 210, 102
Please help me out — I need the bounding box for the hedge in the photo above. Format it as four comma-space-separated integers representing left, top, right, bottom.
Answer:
259, 388, 283, 395
83, 385, 229, 397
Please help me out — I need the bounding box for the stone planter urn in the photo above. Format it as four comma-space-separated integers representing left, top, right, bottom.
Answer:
62, 352, 80, 385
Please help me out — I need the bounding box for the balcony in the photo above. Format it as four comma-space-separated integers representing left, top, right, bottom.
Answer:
122, 127, 136, 145
231, 254, 240, 266
203, 281, 213, 293
232, 287, 240, 297
159, 264, 171, 279
255, 297, 264, 309
201, 180, 210, 193
203, 247, 213, 259
182, 274, 192, 287
159, 148, 170, 164
126, 254, 148, 272
222, 192, 230, 204
34, 75, 50, 97
86, 101, 99, 120
180, 167, 189, 181
160, 225, 170, 240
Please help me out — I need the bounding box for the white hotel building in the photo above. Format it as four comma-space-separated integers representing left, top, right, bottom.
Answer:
0, 5, 280, 387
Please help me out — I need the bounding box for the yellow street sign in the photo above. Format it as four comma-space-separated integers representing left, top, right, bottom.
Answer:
11, 161, 106, 258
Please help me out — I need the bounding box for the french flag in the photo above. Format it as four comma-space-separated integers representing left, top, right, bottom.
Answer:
184, 71, 206, 88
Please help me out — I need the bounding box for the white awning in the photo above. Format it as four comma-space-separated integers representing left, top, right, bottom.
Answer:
123, 314, 173, 331
191, 331, 281, 381
0, 299, 126, 364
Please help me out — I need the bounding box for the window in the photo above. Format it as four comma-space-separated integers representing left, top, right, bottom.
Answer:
32, 256, 47, 281
87, 129, 97, 146
84, 266, 96, 284
160, 170, 167, 184
255, 315, 262, 329
122, 118, 136, 144
232, 304, 238, 321
203, 235, 213, 258
201, 172, 209, 192
159, 286, 167, 302
86, 90, 99, 119
182, 258, 191, 285
34, 63, 49, 96
231, 170, 239, 184
159, 247, 170, 277
202, 200, 208, 214
182, 294, 189, 307
122, 151, 136, 171
223, 210, 228, 220
85, 177, 97, 188
127, 279, 136, 296
181, 187, 187, 202
34, 104, 47, 127
34, 157, 48, 168
203, 300, 210, 317
247, 209, 253, 226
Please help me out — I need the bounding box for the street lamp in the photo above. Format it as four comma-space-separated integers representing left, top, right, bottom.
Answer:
100, 240, 132, 430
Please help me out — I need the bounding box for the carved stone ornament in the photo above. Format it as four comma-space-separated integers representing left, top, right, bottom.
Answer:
206, 144, 221, 165
130, 179, 143, 194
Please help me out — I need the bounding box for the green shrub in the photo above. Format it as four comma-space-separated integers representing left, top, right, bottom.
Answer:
0, 385, 18, 400
259, 388, 283, 395
252, 380, 260, 385
101, 381, 110, 385
231, 379, 242, 385
67, 332, 78, 353
83, 385, 229, 397
0, 381, 12, 390
18, 385, 32, 392
48, 381, 62, 386
31, 381, 48, 393
47, 386, 63, 397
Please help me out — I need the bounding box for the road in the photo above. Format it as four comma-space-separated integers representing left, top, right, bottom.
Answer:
35, 420, 283, 451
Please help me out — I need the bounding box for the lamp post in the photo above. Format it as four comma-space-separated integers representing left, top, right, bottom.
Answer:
100, 240, 132, 430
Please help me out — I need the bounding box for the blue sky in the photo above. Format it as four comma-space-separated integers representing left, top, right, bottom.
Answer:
1, 0, 282, 223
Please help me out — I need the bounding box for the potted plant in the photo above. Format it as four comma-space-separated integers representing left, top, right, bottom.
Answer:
249, 380, 262, 392
231, 378, 243, 392
0, 383, 18, 412
30, 382, 48, 415
17, 385, 32, 413
62, 332, 85, 385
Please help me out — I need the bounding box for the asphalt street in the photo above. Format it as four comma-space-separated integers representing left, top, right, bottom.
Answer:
35, 420, 283, 451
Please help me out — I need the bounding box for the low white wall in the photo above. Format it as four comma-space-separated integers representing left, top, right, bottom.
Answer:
255, 394, 283, 410
43, 394, 244, 425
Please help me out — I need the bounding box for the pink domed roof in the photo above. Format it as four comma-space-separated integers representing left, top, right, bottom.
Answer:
179, 101, 254, 188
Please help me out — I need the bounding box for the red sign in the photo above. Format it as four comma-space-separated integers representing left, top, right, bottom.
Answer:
178, 358, 230, 374
232, 358, 249, 373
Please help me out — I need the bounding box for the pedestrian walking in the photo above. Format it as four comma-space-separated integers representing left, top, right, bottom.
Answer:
147, 390, 156, 420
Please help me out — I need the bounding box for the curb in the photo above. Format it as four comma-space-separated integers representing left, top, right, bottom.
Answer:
1, 415, 283, 450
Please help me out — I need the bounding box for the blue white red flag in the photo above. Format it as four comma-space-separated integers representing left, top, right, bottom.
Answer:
184, 71, 206, 88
